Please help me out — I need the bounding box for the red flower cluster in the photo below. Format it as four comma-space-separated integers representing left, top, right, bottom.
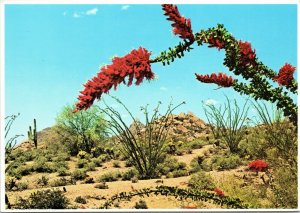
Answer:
248, 160, 268, 172
238, 40, 256, 66
214, 188, 225, 197
162, 4, 194, 42
274, 63, 296, 86
74, 47, 154, 112
208, 36, 225, 50
195, 72, 234, 87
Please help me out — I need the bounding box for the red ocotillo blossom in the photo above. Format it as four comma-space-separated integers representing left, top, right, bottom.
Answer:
195, 72, 234, 87
248, 160, 268, 172
214, 188, 225, 197
238, 40, 256, 66
74, 47, 154, 112
274, 63, 296, 86
208, 36, 225, 50
162, 4, 194, 42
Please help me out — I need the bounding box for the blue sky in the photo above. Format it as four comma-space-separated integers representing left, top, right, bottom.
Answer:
4, 4, 297, 143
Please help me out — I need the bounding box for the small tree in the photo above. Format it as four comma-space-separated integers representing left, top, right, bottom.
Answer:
55, 105, 107, 155
203, 97, 249, 153
98, 96, 185, 179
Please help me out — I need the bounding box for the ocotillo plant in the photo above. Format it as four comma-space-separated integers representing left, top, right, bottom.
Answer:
28, 119, 38, 149
73, 4, 297, 126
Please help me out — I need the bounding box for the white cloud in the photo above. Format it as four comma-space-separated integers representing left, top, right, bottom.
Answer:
73, 12, 81, 18
204, 99, 218, 106
86, 8, 98, 15
160, 86, 168, 91
121, 5, 130, 10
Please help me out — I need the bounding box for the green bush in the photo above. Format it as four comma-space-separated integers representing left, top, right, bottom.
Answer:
71, 169, 87, 180
50, 177, 69, 187
6, 161, 32, 179
92, 158, 103, 167
172, 169, 189, 177
189, 156, 202, 173
14, 189, 69, 209
77, 159, 89, 169
122, 169, 138, 181
33, 157, 54, 173
188, 171, 215, 191
98, 171, 121, 182
211, 154, 241, 171
74, 196, 87, 204
57, 167, 70, 177
84, 162, 96, 171
200, 158, 213, 172
157, 157, 187, 176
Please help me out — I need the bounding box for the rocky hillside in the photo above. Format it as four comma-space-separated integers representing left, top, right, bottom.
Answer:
129, 112, 210, 142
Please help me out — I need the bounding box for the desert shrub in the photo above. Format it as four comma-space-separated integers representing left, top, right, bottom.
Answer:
187, 140, 205, 149
200, 158, 213, 172
53, 160, 69, 171
50, 177, 69, 187
157, 157, 187, 177
172, 169, 189, 178
94, 182, 109, 189
6, 161, 29, 179
189, 155, 204, 173
112, 160, 121, 168
98, 171, 121, 182
211, 154, 241, 171
77, 159, 89, 169
84, 162, 96, 171
14, 189, 69, 209
16, 181, 28, 191
92, 157, 103, 167
99, 154, 111, 162
71, 169, 87, 180
5, 176, 17, 191
53, 152, 71, 162
188, 171, 215, 191
75, 196, 87, 204
134, 200, 148, 209
9, 164, 33, 179
37, 176, 49, 187
131, 177, 139, 183
32, 156, 54, 173
22, 150, 37, 162
166, 172, 174, 178
122, 168, 138, 181
57, 167, 70, 177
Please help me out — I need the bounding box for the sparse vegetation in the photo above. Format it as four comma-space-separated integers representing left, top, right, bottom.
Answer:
14, 189, 69, 209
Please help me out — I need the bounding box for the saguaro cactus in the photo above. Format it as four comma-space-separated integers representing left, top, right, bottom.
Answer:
28, 119, 37, 148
